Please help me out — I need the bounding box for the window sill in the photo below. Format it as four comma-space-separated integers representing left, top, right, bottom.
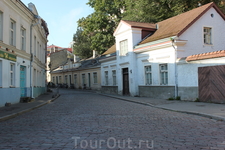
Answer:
204, 44, 213, 46
10, 86, 15, 88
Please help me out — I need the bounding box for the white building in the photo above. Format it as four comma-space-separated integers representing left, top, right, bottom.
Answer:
0, 0, 49, 107
101, 2, 225, 102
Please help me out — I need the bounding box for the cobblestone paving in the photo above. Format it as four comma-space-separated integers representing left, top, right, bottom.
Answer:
1, 89, 225, 150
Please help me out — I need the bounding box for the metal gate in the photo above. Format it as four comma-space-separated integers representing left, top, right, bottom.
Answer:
198, 65, 225, 103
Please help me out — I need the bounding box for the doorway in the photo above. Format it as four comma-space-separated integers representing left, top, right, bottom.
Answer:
20, 66, 26, 97
123, 68, 129, 95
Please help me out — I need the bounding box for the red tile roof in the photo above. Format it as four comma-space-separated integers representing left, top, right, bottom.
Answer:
139, 2, 225, 45
65, 48, 72, 53
47, 45, 63, 49
186, 50, 225, 61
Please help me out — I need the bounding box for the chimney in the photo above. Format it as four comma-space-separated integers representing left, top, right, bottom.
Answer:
74, 54, 79, 63
156, 24, 159, 29
93, 50, 97, 58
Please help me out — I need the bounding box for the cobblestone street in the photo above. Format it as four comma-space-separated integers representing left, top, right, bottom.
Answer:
1, 89, 225, 150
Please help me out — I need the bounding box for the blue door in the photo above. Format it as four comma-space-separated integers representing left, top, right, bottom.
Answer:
20, 66, 26, 97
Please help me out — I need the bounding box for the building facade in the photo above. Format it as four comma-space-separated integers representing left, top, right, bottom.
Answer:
101, 2, 225, 101
51, 55, 101, 91
0, 0, 49, 107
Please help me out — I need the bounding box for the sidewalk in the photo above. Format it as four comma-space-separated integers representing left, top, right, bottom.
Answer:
0, 88, 60, 122
100, 93, 225, 122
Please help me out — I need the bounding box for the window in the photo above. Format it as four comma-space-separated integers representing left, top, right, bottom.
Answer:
33, 69, 36, 86
34, 36, 36, 56
105, 71, 108, 85
0, 11, 3, 41
10, 63, 15, 87
10, 19, 16, 46
93, 72, 98, 84
0, 60, 2, 86
56, 76, 58, 84
21, 26, 26, 50
59, 76, 62, 84
74, 74, 77, 85
120, 39, 128, 56
112, 70, 116, 86
64, 75, 67, 84
39, 44, 41, 60
37, 41, 39, 58
160, 64, 168, 85
145, 66, 152, 85
204, 27, 212, 45
52, 76, 55, 84
82, 74, 86, 85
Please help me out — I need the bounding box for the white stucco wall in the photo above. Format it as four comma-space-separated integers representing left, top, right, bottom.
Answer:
0, 0, 48, 107
136, 46, 176, 86
178, 7, 225, 58
178, 57, 225, 87
114, 23, 145, 96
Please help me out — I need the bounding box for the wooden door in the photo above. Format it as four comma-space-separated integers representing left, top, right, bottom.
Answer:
123, 68, 129, 95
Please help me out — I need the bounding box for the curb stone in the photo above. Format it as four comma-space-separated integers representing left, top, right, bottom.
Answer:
0, 94, 60, 122
99, 93, 225, 122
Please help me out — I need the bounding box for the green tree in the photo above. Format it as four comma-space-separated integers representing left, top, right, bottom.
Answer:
75, 0, 225, 56
78, 0, 125, 54
73, 28, 92, 59
123, 0, 225, 23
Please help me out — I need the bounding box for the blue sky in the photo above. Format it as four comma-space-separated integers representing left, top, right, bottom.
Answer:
21, 0, 94, 48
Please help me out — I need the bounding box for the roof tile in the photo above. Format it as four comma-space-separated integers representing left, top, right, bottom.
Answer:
139, 2, 222, 45
186, 50, 225, 61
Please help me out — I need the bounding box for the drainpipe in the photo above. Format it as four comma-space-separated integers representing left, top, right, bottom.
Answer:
171, 38, 178, 98
30, 15, 41, 98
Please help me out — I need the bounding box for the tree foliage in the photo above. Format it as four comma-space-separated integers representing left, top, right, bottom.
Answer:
75, 0, 225, 57
77, 0, 125, 54
123, 0, 225, 22
73, 28, 92, 59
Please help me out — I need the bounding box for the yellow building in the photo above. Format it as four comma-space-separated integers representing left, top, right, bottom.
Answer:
51, 56, 101, 91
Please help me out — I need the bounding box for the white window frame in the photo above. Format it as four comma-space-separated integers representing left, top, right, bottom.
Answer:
112, 70, 117, 86
204, 27, 212, 45
145, 66, 152, 85
21, 26, 26, 51
105, 71, 108, 85
10, 63, 15, 87
10, 19, 16, 46
120, 39, 128, 56
93, 72, 98, 84
0, 11, 3, 41
160, 64, 168, 85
